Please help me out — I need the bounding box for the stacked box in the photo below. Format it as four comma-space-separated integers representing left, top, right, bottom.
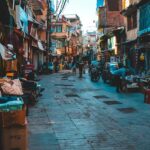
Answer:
0, 106, 26, 128
1, 125, 27, 150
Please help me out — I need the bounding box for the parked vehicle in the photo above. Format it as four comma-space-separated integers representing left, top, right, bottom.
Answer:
20, 79, 39, 105
89, 60, 101, 75
89, 61, 101, 82
102, 62, 118, 84
90, 66, 101, 82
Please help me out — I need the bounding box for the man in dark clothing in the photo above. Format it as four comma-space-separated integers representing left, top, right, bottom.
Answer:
78, 61, 84, 78
113, 63, 127, 93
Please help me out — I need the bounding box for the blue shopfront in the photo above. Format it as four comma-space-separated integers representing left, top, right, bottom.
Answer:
138, 1, 150, 72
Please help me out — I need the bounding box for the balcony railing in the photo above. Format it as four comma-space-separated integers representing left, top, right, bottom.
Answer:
98, 6, 124, 29
51, 32, 68, 39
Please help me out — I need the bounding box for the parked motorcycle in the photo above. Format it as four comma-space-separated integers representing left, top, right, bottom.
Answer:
90, 66, 101, 82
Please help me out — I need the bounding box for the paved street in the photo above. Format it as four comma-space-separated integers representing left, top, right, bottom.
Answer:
28, 71, 150, 150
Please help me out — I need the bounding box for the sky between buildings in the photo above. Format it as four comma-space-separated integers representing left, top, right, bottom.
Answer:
63, 0, 97, 33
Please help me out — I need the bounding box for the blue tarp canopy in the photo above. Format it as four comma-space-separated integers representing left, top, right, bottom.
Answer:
112, 68, 126, 77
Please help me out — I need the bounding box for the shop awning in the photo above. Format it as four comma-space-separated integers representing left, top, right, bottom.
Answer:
0, 43, 16, 60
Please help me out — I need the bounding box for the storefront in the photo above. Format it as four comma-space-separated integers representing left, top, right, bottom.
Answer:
138, 34, 150, 72
122, 39, 138, 73
31, 40, 45, 70
138, 1, 150, 72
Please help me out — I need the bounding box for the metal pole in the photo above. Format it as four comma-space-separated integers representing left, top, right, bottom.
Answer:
49, 0, 52, 61
46, 0, 51, 73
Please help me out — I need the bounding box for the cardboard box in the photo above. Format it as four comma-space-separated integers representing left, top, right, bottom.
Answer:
1, 126, 28, 150
0, 106, 26, 128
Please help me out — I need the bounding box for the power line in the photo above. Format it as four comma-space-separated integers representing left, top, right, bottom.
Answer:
55, 0, 63, 14
57, 0, 68, 18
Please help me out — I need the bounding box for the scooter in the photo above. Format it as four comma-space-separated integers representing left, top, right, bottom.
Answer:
90, 66, 101, 82
22, 70, 45, 101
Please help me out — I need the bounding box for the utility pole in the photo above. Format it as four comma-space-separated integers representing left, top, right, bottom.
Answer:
46, 0, 51, 73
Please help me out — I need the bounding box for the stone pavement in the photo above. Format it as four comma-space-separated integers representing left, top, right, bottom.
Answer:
28, 71, 150, 150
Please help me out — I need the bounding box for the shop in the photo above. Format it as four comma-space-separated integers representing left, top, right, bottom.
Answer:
122, 39, 138, 74
138, 1, 150, 72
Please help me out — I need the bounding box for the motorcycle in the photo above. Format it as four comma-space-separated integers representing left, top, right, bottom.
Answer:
90, 66, 101, 82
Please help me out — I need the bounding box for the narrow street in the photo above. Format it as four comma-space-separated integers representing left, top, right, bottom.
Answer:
28, 71, 150, 150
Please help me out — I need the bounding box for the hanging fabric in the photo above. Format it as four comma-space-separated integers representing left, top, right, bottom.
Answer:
0, 43, 16, 60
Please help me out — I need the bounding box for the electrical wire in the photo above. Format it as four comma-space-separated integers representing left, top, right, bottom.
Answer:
59, 0, 67, 14
55, 0, 62, 14
57, 0, 68, 18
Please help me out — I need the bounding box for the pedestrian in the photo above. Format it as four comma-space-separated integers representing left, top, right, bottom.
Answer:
54, 58, 59, 72
78, 60, 84, 78
71, 60, 76, 74
113, 63, 127, 93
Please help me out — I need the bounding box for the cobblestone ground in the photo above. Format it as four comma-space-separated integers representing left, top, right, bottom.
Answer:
28, 70, 150, 150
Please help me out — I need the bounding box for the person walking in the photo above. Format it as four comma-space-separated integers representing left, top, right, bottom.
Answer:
113, 63, 127, 93
71, 60, 76, 74
78, 60, 84, 78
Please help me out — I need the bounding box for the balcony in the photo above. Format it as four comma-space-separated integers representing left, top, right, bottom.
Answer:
51, 32, 68, 39
98, 6, 124, 29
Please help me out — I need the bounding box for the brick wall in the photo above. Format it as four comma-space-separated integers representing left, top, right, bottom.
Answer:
106, 12, 124, 27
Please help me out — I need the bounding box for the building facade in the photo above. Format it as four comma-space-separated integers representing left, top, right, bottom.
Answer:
97, 0, 150, 73
137, 0, 150, 72
64, 14, 82, 58
97, 0, 125, 62
0, 0, 55, 73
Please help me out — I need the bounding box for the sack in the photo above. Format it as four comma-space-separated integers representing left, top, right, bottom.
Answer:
1, 79, 23, 96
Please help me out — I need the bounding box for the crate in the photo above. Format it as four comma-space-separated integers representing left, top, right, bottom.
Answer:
0, 106, 26, 128
1, 125, 27, 150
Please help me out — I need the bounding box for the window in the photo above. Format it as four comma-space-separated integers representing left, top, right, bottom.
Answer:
56, 25, 62, 33
51, 26, 55, 33
139, 3, 150, 32
107, 0, 119, 11
108, 36, 116, 50
127, 11, 137, 30
56, 41, 62, 48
